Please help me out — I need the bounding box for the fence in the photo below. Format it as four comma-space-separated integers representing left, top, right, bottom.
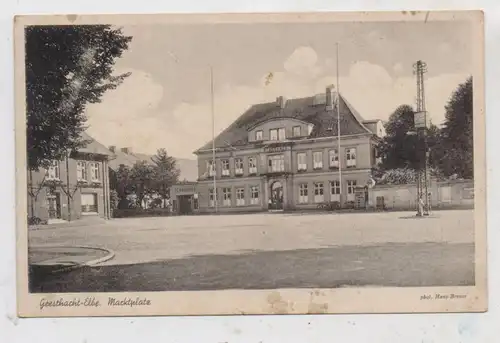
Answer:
368, 179, 474, 211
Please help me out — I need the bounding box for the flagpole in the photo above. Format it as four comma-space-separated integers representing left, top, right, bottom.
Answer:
336, 43, 342, 206
210, 66, 218, 213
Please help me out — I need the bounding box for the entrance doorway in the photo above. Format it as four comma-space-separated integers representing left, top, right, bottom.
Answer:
178, 195, 193, 215
269, 181, 284, 210
47, 193, 61, 219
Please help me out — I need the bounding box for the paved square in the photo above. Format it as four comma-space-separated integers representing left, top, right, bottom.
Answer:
28, 210, 475, 292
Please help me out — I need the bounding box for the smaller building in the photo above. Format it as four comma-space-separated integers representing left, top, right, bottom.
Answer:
27, 132, 113, 223
169, 182, 199, 215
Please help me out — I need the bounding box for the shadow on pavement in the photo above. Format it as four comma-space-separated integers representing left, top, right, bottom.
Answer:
29, 242, 475, 293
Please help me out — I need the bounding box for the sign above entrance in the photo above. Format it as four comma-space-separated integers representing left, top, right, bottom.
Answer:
173, 185, 196, 195
263, 145, 288, 153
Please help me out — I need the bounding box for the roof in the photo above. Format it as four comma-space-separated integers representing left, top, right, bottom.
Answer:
77, 132, 113, 156
362, 119, 382, 124
195, 92, 373, 153
108, 150, 154, 170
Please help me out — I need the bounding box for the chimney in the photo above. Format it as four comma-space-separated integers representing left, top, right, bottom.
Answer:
326, 85, 335, 111
276, 96, 287, 109
121, 147, 132, 154
108, 145, 116, 153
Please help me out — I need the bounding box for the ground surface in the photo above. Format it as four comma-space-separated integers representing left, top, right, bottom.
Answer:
28, 246, 109, 265
28, 210, 475, 292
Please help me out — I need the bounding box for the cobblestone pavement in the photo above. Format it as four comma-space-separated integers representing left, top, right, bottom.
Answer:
28, 210, 474, 266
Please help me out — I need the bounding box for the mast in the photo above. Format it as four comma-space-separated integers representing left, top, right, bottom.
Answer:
336, 43, 342, 204
210, 66, 218, 213
414, 60, 429, 216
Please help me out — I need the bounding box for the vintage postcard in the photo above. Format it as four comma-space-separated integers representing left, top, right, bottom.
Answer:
15, 11, 486, 317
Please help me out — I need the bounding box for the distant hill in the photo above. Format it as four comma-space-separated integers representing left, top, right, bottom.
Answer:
108, 147, 198, 182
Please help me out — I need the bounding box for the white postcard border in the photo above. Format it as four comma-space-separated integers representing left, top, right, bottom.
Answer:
15, 10, 487, 317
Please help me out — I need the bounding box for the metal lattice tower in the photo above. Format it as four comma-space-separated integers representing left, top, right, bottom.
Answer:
413, 60, 430, 216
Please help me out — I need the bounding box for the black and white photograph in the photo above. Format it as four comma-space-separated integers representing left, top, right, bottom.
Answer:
15, 11, 486, 316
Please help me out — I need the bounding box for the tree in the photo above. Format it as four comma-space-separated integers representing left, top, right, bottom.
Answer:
379, 105, 419, 170
438, 77, 473, 179
109, 189, 119, 216
27, 170, 47, 219
111, 164, 134, 208
151, 149, 180, 207
379, 104, 440, 171
25, 25, 132, 170
129, 161, 156, 208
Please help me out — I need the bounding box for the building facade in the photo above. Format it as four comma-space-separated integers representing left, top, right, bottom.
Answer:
169, 182, 199, 215
190, 86, 385, 213
27, 132, 113, 223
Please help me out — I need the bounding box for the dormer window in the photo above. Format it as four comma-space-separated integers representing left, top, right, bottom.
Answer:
255, 130, 263, 141
270, 128, 286, 141
292, 126, 301, 137
270, 129, 278, 141
307, 124, 314, 136
278, 128, 285, 140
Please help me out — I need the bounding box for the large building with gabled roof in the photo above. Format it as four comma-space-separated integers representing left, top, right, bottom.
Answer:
188, 86, 385, 213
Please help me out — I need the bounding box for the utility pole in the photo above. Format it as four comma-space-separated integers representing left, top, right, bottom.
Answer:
336, 43, 342, 207
413, 60, 430, 216
210, 66, 217, 213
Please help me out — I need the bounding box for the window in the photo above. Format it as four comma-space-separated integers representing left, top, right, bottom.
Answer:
307, 124, 314, 136
248, 157, 257, 174
293, 126, 301, 137
89, 162, 101, 181
329, 149, 339, 168
313, 151, 323, 169
270, 129, 278, 141
46, 160, 60, 180
268, 155, 285, 172
235, 158, 243, 175
221, 159, 230, 176
299, 184, 308, 203
222, 187, 232, 206
297, 152, 307, 171
347, 180, 357, 201
207, 160, 215, 177
236, 188, 245, 206
250, 186, 259, 205
209, 188, 216, 207
255, 130, 263, 141
330, 181, 340, 201
81, 193, 98, 213
76, 161, 87, 181
314, 182, 324, 203
278, 128, 286, 141
346, 148, 357, 168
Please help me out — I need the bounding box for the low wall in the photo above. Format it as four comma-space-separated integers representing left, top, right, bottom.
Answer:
368, 179, 474, 210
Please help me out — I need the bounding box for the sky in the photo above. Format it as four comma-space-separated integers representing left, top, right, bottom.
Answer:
84, 20, 474, 159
